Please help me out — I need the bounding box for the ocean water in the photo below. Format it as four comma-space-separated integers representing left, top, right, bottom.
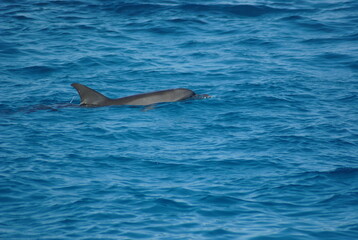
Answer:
1, 0, 358, 239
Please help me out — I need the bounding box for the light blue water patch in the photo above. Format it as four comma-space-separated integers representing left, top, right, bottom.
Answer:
1, 0, 358, 239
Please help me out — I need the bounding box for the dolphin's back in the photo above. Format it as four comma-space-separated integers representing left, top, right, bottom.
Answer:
71, 83, 196, 107
112, 88, 195, 105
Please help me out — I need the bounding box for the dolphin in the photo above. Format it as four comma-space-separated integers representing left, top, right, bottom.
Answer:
71, 83, 209, 107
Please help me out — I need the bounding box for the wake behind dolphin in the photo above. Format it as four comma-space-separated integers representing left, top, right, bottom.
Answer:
71, 83, 210, 107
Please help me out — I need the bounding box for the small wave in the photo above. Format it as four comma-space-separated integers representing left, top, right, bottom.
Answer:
198, 209, 240, 217
48, 0, 88, 7
295, 167, 358, 182
200, 194, 246, 206
0, 104, 18, 115
280, 15, 335, 32
76, 56, 106, 68
8, 65, 56, 76
102, 2, 290, 17
110, 3, 168, 16
318, 52, 353, 60
0, 47, 22, 55
280, 15, 304, 21
302, 32, 358, 44
142, 198, 193, 213
238, 38, 279, 48
11, 14, 35, 21
168, 18, 207, 25
337, 94, 358, 102
202, 228, 238, 237
348, 61, 358, 70
179, 4, 286, 17
326, 167, 358, 176
318, 192, 358, 207
344, 32, 358, 41
147, 26, 184, 35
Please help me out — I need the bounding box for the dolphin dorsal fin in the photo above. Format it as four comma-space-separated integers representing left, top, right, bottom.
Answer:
71, 83, 110, 106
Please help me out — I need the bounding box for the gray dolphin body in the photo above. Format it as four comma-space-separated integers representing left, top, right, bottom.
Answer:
71, 83, 205, 107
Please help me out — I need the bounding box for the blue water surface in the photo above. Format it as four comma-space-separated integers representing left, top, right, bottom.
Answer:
1, 0, 358, 239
